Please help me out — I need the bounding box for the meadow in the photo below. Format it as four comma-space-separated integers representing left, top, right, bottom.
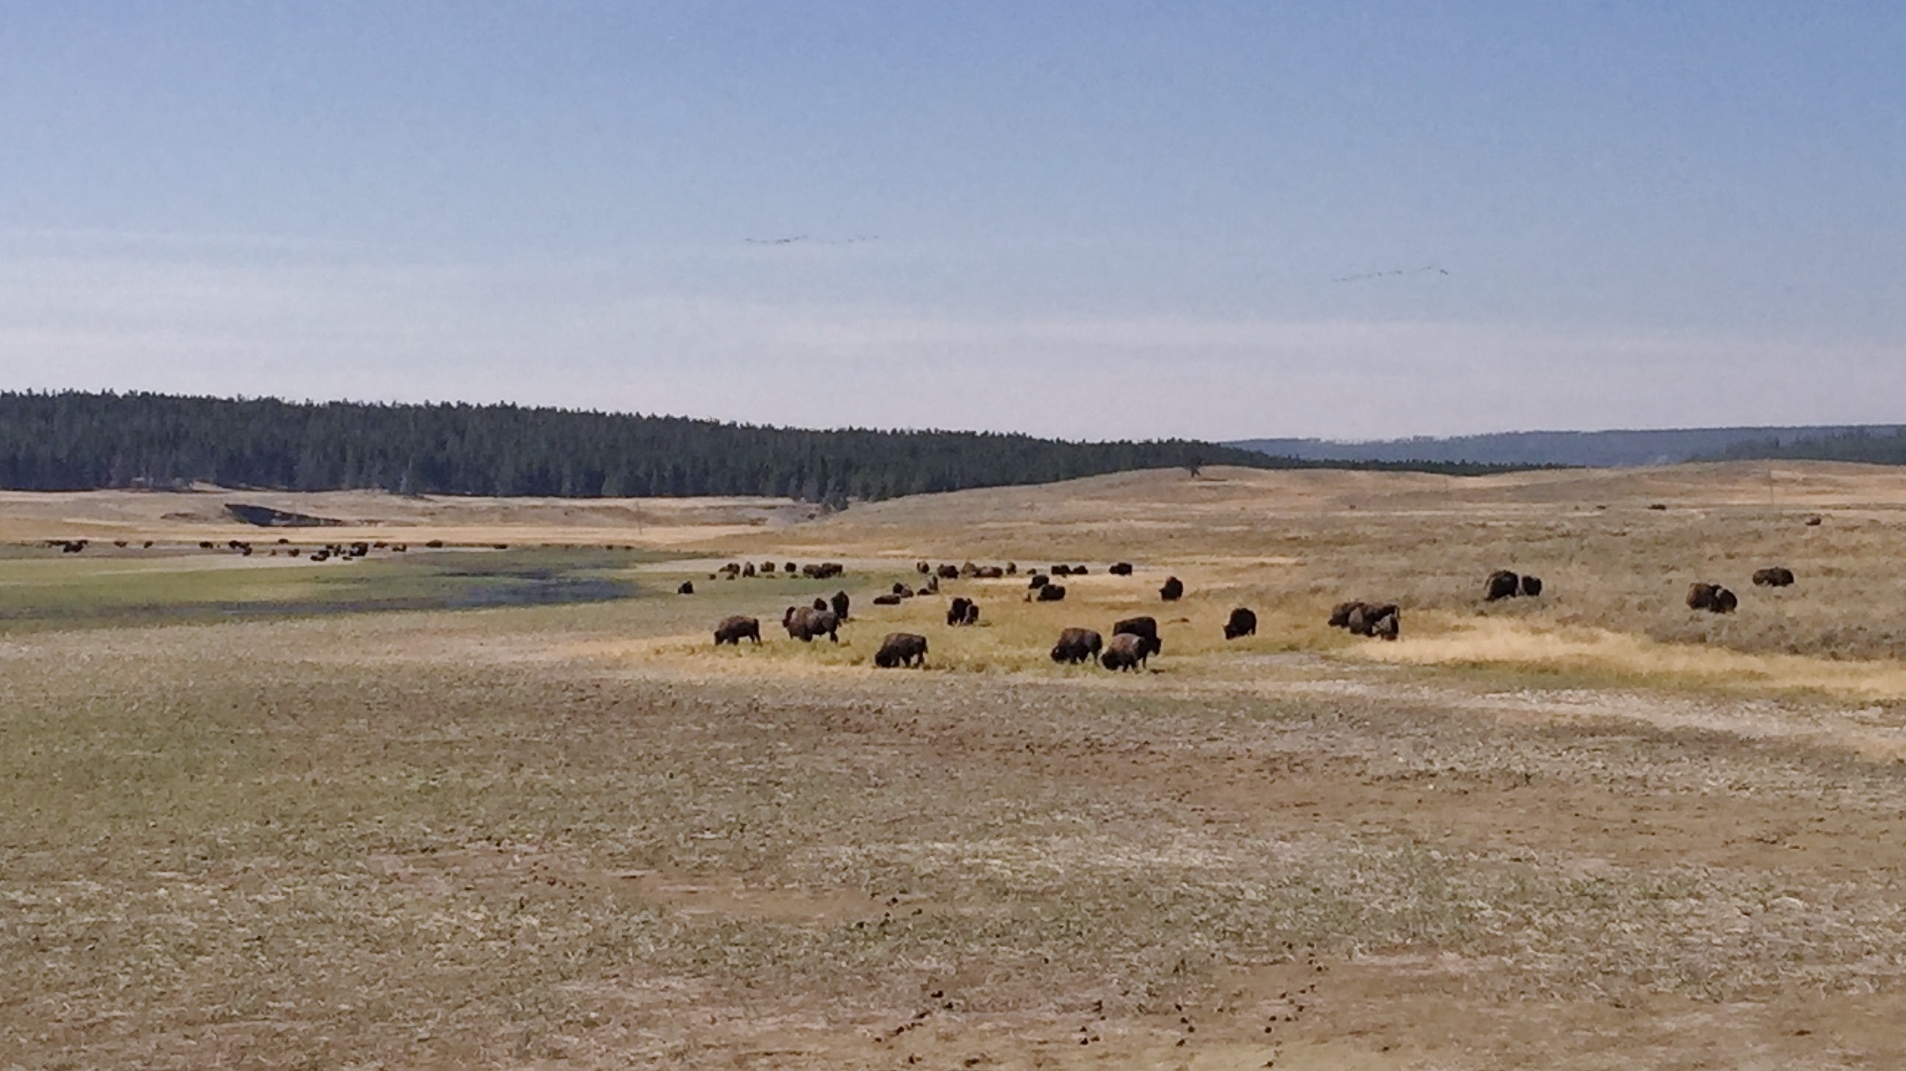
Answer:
5, 462, 1906, 1068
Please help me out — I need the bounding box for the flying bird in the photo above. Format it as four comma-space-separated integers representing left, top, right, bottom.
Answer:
1332, 266, 1449, 283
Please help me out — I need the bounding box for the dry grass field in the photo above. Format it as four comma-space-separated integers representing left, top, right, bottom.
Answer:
7, 462, 1906, 1068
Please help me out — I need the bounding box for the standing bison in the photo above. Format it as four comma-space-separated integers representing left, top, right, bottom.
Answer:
1112, 616, 1162, 656
1485, 570, 1520, 601
946, 597, 981, 626
713, 616, 761, 645
1035, 584, 1067, 602
783, 605, 841, 642
831, 590, 851, 620
1109, 562, 1134, 576
1159, 576, 1184, 601
1519, 574, 1543, 597
1223, 607, 1257, 640
1028, 573, 1050, 590
1332, 602, 1400, 640
1050, 628, 1103, 664
874, 632, 928, 668
1100, 632, 1154, 671
677, 581, 695, 595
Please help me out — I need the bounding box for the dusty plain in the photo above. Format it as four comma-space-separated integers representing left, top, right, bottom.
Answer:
6, 462, 1906, 1068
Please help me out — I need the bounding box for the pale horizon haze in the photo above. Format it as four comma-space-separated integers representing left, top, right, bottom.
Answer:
2, 3, 1901, 441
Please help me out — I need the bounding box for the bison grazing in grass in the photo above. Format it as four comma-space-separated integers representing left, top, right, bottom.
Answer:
1050, 564, 1072, 577
1328, 601, 1363, 628
946, 597, 981, 626
874, 632, 928, 668
1050, 628, 1103, 664
1485, 570, 1521, 601
1100, 632, 1154, 671
1109, 562, 1134, 576
1687, 582, 1737, 613
917, 561, 931, 574
1035, 584, 1067, 602
1223, 607, 1257, 640
1752, 567, 1795, 587
783, 606, 841, 642
677, 581, 695, 595
1344, 603, 1400, 638
831, 591, 851, 620
713, 616, 761, 645
1519, 574, 1543, 597
937, 563, 960, 579
1028, 573, 1050, 590
1159, 576, 1184, 601
1112, 616, 1161, 656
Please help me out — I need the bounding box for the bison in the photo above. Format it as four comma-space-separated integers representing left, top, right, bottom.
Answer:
783, 605, 841, 642
1112, 616, 1162, 656
761, 561, 777, 574
917, 561, 931, 574
1752, 567, 1795, 587
713, 615, 761, 645
873, 593, 903, 605
1485, 570, 1521, 601
677, 581, 695, 595
1005, 562, 1018, 575
1223, 607, 1258, 640
1051, 564, 1072, 577
1370, 609, 1400, 640
1519, 574, 1543, 597
874, 632, 929, 668
1346, 603, 1400, 637
1328, 601, 1363, 628
1028, 573, 1050, 590
1100, 632, 1153, 671
742, 563, 756, 577
1109, 562, 1134, 576
1035, 583, 1067, 602
1070, 565, 1089, 575
1050, 628, 1103, 664
975, 566, 1005, 579
1686, 582, 1719, 611
946, 597, 980, 626
785, 562, 798, 574
831, 590, 851, 620
1159, 576, 1184, 601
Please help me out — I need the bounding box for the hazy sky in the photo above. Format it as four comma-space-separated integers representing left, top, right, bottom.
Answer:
3, 2, 1901, 440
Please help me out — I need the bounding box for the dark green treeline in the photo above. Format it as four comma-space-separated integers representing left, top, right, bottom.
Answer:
0, 391, 1517, 502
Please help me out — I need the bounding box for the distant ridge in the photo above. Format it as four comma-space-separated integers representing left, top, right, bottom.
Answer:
1231, 426, 1906, 468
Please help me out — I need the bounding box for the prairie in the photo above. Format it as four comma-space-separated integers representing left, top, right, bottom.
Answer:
5, 461, 1906, 1068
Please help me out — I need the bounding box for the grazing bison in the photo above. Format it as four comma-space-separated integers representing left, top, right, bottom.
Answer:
713, 615, 761, 645
937, 564, 960, 580
1159, 576, 1184, 601
1036, 583, 1067, 602
1109, 562, 1134, 576
891, 582, 912, 596
761, 561, 777, 574
1112, 616, 1162, 656
1346, 603, 1400, 637
1370, 609, 1400, 641
873, 593, 903, 605
1713, 587, 1738, 613
1328, 601, 1364, 628
1028, 573, 1051, 590
1519, 575, 1543, 597
831, 591, 851, 620
874, 632, 929, 668
1070, 565, 1089, 575
783, 606, 841, 642
785, 562, 798, 574
677, 581, 695, 595
916, 561, 931, 574
1485, 570, 1521, 601
1051, 564, 1072, 577
1223, 607, 1258, 640
1752, 567, 1795, 587
1100, 632, 1153, 671
960, 561, 979, 577
1050, 628, 1103, 664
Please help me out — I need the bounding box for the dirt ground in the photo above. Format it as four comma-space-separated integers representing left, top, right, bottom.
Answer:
6, 463, 1906, 1068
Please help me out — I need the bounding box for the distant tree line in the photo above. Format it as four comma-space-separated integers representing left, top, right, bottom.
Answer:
1712, 427, 1906, 466
0, 391, 1532, 502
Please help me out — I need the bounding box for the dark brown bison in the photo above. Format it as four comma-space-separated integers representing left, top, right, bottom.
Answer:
831, 591, 851, 620
1100, 632, 1153, 671
946, 597, 980, 626
677, 581, 695, 595
742, 563, 756, 577
1159, 576, 1184, 601
1686, 582, 1719, 610
1112, 616, 1161, 656
1485, 570, 1520, 601
783, 605, 841, 642
1370, 609, 1400, 640
916, 561, 931, 574
1070, 565, 1089, 575
975, 566, 1005, 579
1804, 515, 1823, 527
1713, 587, 1738, 613
785, 562, 797, 574
1109, 562, 1134, 576
812, 597, 829, 612
937, 563, 959, 579
1051, 564, 1072, 577
1328, 601, 1364, 628
713, 615, 761, 645
1519, 575, 1543, 597
873, 593, 903, 605
1752, 567, 1795, 587
892, 582, 914, 597
761, 561, 776, 573
1035, 584, 1067, 602
1005, 562, 1017, 575
1028, 573, 1051, 590
960, 561, 979, 577
874, 632, 928, 668
1050, 628, 1103, 664
1223, 607, 1257, 640
1346, 603, 1400, 637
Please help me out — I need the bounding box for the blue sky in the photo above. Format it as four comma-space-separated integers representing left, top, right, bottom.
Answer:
2, 2, 1901, 439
